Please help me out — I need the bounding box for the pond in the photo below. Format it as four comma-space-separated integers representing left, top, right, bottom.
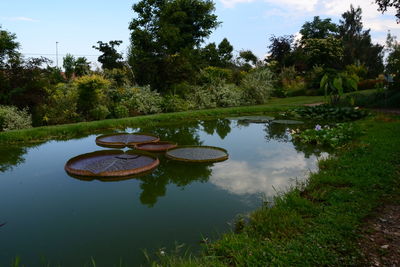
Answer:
0, 118, 328, 266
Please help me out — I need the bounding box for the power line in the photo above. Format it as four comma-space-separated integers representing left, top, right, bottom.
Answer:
21, 53, 101, 57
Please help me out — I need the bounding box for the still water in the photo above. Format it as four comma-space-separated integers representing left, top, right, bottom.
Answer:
0, 119, 327, 266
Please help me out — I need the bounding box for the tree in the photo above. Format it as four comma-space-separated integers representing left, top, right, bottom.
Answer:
266, 35, 294, 69
339, 5, 384, 78
302, 37, 344, 69
92, 40, 123, 70
0, 25, 20, 68
385, 32, 400, 89
300, 16, 338, 40
74, 57, 91, 77
63, 54, 75, 80
217, 38, 233, 67
239, 50, 258, 65
375, 0, 400, 22
128, 0, 219, 92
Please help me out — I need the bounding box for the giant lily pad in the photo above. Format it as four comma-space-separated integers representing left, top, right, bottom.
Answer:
166, 146, 228, 163
96, 133, 159, 148
65, 150, 159, 178
272, 120, 304, 125
228, 116, 275, 123
134, 141, 177, 152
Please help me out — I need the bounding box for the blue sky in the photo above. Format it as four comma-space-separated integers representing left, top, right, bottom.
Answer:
1, 0, 399, 69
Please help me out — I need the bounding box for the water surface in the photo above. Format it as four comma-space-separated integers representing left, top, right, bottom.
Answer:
0, 119, 327, 266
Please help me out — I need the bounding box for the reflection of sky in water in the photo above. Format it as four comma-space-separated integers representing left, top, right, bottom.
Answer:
199, 122, 328, 197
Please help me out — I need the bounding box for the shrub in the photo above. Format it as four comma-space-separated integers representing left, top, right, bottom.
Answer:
74, 75, 111, 117
215, 83, 243, 107
291, 123, 362, 148
240, 68, 275, 104
162, 94, 192, 112
198, 67, 233, 84
0, 105, 32, 131
41, 83, 80, 125
113, 104, 129, 118
89, 105, 110, 120
291, 104, 369, 122
357, 79, 386, 90
123, 86, 162, 114
103, 68, 132, 88
186, 84, 217, 109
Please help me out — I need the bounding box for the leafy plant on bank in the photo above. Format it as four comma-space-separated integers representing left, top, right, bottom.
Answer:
241, 68, 275, 105
291, 104, 369, 122
122, 86, 163, 114
320, 69, 358, 105
0, 105, 32, 131
291, 123, 362, 147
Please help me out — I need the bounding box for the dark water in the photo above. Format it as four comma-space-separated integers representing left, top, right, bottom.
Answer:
0, 119, 328, 266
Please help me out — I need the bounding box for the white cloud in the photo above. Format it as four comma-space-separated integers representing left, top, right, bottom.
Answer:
210, 146, 328, 196
3, 16, 38, 22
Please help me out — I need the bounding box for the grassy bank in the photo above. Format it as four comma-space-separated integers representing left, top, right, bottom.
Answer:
152, 114, 400, 266
0, 95, 325, 144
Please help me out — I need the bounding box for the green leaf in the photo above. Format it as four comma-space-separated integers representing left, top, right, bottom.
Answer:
333, 77, 343, 95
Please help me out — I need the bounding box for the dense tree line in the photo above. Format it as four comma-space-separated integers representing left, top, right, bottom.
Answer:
0, 1, 398, 131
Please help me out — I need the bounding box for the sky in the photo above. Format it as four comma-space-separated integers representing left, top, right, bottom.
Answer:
0, 0, 399, 69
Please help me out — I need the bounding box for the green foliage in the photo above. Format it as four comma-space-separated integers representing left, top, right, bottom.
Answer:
240, 68, 275, 104
41, 83, 79, 125
357, 78, 385, 90
345, 64, 367, 80
123, 86, 163, 114
162, 94, 192, 112
89, 105, 110, 120
198, 66, 232, 84
0, 105, 32, 131
74, 57, 91, 77
0, 25, 20, 67
292, 123, 362, 147
292, 104, 368, 121
266, 35, 294, 68
129, 0, 219, 91
74, 75, 110, 118
375, 0, 400, 21
320, 69, 358, 105
302, 37, 344, 69
63, 53, 75, 80
339, 5, 384, 78
300, 16, 338, 40
113, 104, 129, 118
92, 40, 123, 70
103, 68, 132, 88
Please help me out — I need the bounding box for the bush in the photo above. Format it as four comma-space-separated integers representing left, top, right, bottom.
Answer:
74, 75, 111, 117
103, 68, 132, 88
41, 83, 80, 125
291, 104, 369, 122
89, 105, 110, 120
123, 86, 162, 114
113, 104, 129, 118
198, 67, 233, 84
357, 79, 386, 90
0, 105, 32, 131
240, 68, 275, 104
162, 95, 192, 112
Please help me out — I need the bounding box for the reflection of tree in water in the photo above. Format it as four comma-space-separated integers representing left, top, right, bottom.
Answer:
201, 119, 231, 139
263, 123, 292, 143
139, 120, 202, 145
139, 158, 212, 207
136, 121, 217, 207
292, 140, 333, 158
0, 144, 38, 172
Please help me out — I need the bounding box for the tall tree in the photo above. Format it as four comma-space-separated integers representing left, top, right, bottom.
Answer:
300, 16, 338, 40
63, 53, 75, 80
339, 5, 384, 77
266, 35, 294, 68
74, 57, 91, 77
375, 0, 400, 22
128, 0, 219, 92
92, 40, 123, 70
217, 38, 233, 67
0, 25, 20, 68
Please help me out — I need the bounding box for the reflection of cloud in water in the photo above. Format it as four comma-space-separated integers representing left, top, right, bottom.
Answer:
210, 145, 328, 196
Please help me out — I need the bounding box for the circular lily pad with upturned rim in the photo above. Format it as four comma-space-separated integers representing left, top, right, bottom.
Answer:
65, 150, 159, 178
227, 116, 275, 123
134, 141, 177, 152
165, 146, 229, 163
95, 133, 160, 148
272, 119, 304, 125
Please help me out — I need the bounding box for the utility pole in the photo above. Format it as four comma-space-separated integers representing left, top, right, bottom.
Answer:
56, 41, 59, 68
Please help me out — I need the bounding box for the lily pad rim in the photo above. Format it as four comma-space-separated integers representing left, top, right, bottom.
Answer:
133, 141, 178, 152
65, 149, 159, 177
95, 132, 160, 148
165, 145, 229, 163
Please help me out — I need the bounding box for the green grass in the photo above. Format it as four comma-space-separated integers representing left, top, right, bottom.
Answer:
149, 114, 400, 266
0, 95, 325, 144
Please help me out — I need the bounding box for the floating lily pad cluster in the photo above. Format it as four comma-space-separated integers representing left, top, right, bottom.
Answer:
65, 132, 228, 179
230, 115, 304, 125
